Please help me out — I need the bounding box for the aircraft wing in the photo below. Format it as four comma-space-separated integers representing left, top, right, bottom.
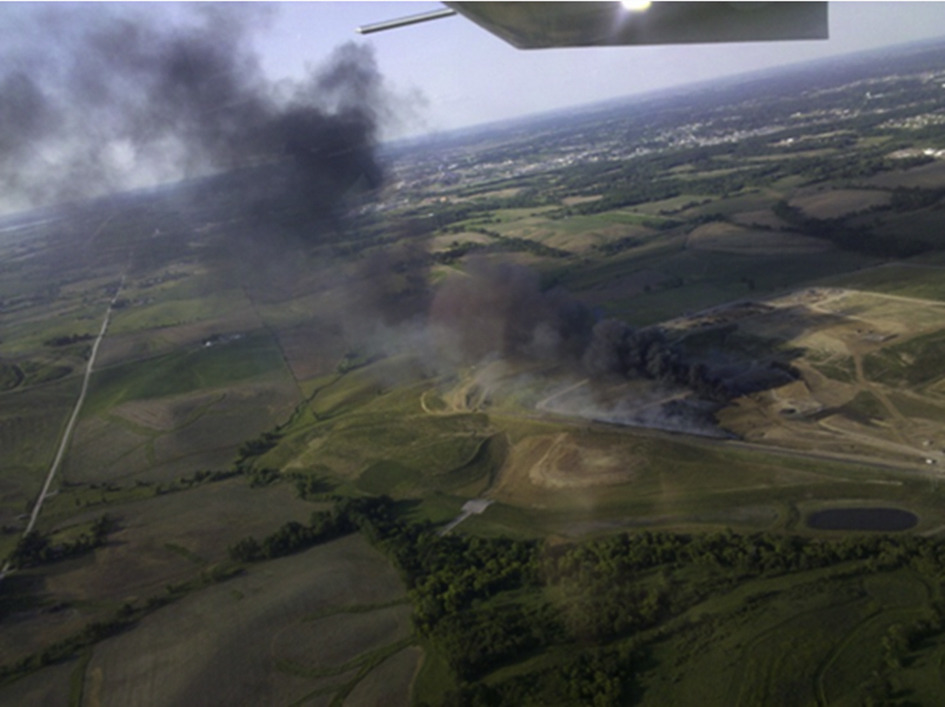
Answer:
358, 2, 829, 47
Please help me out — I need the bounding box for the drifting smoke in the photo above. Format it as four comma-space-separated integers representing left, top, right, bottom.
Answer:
0, 5, 782, 437
0, 4, 389, 222
429, 258, 595, 366
425, 258, 684, 385
405, 255, 792, 435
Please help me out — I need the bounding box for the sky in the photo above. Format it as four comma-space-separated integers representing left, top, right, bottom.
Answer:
252, 1, 945, 137
2, 1, 945, 214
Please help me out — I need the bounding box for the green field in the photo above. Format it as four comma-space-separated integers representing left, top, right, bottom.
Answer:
85, 332, 288, 411
75, 535, 410, 707
863, 329, 945, 388
641, 565, 943, 706
826, 264, 945, 302
8, 38, 945, 705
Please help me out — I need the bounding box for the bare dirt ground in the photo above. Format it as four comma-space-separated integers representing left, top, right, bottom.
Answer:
508, 433, 643, 490
715, 287, 945, 468
431, 284, 945, 501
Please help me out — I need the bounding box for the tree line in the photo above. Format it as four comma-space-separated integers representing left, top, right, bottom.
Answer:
220, 492, 945, 705
43, 333, 94, 347
6, 515, 116, 570
772, 199, 930, 258
7, 488, 945, 702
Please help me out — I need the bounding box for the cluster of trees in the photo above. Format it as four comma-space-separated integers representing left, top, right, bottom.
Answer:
572, 182, 682, 215
343, 503, 945, 704
428, 603, 562, 681
433, 229, 571, 265
456, 188, 559, 210
471, 227, 571, 258
227, 496, 396, 563
118, 469, 243, 498
554, 148, 786, 217
772, 200, 930, 258
889, 186, 945, 212
227, 513, 344, 563
7, 515, 116, 570
0, 361, 24, 391
336, 349, 381, 374
43, 333, 94, 347
790, 152, 897, 184
0, 611, 136, 679
591, 235, 643, 256
161, 469, 242, 493
772, 133, 859, 154
436, 644, 639, 707
288, 473, 333, 500
246, 467, 280, 488
9, 482, 945, 701
420, 204, 485, 231
881, 609, 945, 670
234, 430, 281, 471
0, 556, 243, 682
432, 241, 489, 265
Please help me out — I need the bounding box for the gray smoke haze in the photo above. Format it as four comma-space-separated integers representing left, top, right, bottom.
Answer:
429, 257, 596, 366
0, 4, 387, 219
0, 4, 744, 437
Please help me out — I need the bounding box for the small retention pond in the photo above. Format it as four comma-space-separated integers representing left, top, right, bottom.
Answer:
806, 507, 918, 531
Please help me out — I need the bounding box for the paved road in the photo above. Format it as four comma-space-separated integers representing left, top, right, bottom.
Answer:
440, 499, 494, 535
1, 278, 123, 579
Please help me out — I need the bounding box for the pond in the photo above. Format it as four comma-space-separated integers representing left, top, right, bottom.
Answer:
806, 507, 918, 531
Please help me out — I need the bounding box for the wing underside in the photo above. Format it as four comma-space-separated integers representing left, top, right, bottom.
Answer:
445, 2, 828, 49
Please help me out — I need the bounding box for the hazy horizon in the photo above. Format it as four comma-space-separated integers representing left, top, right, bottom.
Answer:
4, 2, 945, 214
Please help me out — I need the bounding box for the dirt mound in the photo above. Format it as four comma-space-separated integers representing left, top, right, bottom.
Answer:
506, 433, 643, 489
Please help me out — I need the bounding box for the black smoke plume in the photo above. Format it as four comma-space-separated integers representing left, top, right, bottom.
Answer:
0, 4, 386, 225
424, 257, 795, 408
429, 258, 596, 366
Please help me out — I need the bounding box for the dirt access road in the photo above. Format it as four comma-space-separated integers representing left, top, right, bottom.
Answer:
0, 277, 124, 579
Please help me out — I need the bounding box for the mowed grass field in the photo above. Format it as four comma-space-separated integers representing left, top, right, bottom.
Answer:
59, 330, 301, 483
108, 288, 256, 336
640, 565, 944, 706
556, 241, 875, 325
85, 331, 288, 412
0, 479, 320, 668
789, 188, 892, 219
0, 376, 82, 546
824, 264, 945, 302
687, 222, 828, 255
66, 378, 300, 484
471, 425, 945, 539
76, 534, 409, 707
268, 367, 499, 500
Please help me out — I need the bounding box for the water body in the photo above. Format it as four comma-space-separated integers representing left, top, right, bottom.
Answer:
806, 507, 918, 531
